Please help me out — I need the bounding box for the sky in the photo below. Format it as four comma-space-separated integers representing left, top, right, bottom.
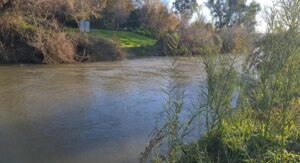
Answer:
163, 0, 273, 32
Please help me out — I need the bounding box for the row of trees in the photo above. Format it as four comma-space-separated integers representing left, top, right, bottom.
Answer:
97, 0, 261, 54
0, 0, 262, 63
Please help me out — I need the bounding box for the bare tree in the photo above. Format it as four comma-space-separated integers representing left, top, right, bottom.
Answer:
264, 0, 300, 33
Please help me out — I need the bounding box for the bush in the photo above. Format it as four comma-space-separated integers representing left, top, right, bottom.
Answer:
219, 26, 257, 54
0, 13, 76, 64
139, 3, 179, 38
142, 31, 300, 162
181, 110, 300, 163
30, 28, 76, 64
0, 0, 110, 64
141, 0, 300, 162
159, 21, 222, 56
71, 34, 126, 61
181, 21, 222, 55
159, 32, 188, 56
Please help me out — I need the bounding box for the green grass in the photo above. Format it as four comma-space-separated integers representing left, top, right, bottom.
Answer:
88, 29, 157, 48
67, 28, 159, 56
67, 28, 157, 48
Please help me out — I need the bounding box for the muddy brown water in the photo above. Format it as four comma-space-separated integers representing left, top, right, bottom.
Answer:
0, 57, 206, 163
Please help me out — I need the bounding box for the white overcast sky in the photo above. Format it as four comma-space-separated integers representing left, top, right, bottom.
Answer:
163, 0, 273, 32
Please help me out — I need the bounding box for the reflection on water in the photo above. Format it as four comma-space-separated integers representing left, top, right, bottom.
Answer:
0, 57, 205, 163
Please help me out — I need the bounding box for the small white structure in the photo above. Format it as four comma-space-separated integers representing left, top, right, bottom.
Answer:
79, 20, 90, 33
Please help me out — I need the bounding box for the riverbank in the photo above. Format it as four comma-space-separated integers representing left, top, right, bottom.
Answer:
0, 27, 159, 64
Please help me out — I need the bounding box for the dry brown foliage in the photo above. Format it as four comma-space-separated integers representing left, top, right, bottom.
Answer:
181, 21, 222, 55
30, 28, 76, 64
71, 33, 126, 62
104, 0, 133, 29
64, 0, 107, 26
219, 26, 257, 54
0, 0, 108, 63
140, 3, 179, 37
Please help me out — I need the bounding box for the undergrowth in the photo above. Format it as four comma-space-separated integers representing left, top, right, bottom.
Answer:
140, 0, 300, 162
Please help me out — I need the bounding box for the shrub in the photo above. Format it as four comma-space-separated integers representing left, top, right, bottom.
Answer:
0, 0, 109, 64
142, 30, 300, 163
0, 12, 76, 64
160, 32, 188, 56
180, 109, 300, 163
71, 34, 126, 61
219, 26, 257, 54
181, 21, 222, 55
142, 0, 300, 162
139, 3, 180, 38
30, 28, 76, 64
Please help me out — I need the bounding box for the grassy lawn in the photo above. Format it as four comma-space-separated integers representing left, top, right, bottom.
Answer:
67, 28, 159, 56
87, 29, 157, 49
90, 29, 160, 56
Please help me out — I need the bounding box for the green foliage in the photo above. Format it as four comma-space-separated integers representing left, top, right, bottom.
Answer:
180, 109, 300, 163
142, 1, 300, 160
133, 28, 157, 39
125, 9, 142, 30
173, 0, 198, 15
202, 55, 238, 133
206, 0, 260, 54
207, 0, 260, 30
162, 33, 188, 56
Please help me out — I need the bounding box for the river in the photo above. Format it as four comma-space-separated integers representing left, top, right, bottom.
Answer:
0, 57, 206, 163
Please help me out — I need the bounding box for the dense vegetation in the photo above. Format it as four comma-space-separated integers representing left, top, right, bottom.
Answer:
0, 0, 115, 63
0, 0, 263, 64
139, 0, 300, 162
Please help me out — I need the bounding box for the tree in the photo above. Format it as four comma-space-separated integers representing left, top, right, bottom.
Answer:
125, 9, 141, 29
173, 0, 198, 14
243, 1, 261, 32
173, 0, 199, 29
264, 0, 300, 33
64, 0, 107, 28
207, 0, 260, 31
102, 0, 133, 30
140, 3, 179, 38
181, 20, 222, 55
